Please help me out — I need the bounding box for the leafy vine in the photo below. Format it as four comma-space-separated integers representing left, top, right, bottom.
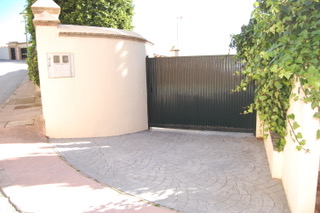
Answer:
230, 0, 320, 151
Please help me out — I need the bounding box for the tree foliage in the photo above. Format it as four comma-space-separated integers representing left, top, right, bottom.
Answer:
26, 0, 134, 86
26, 0, 38, 85
54, 0, 133, 30
230, 0, 320, 151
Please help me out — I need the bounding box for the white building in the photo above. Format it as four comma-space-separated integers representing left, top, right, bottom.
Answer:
0, 41, 28, 60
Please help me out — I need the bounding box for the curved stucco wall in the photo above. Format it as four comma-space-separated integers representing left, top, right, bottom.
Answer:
36, 24, 148, 138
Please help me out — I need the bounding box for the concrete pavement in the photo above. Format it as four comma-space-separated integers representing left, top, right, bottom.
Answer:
0, 80, 176, 213
0, 60, 28, 108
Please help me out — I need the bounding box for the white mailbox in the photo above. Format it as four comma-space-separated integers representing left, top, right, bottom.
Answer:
48, 53, 74, 78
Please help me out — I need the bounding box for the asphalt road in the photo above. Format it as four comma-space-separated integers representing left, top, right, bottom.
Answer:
0, 60, 28, 108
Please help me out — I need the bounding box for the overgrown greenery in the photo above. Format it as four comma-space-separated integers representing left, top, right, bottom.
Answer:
26, 0, 134, 86
26, 0, 38, 85
230, 0, 320, 151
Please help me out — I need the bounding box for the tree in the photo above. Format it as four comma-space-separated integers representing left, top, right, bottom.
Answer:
26, 0, 134, 85
230, 0, 320, 151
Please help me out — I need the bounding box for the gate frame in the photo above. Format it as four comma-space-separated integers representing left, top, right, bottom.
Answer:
146, 55, 256, 134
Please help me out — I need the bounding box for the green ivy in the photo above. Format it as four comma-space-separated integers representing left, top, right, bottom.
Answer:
26, 0, 38, 86
230, 0, 320, 151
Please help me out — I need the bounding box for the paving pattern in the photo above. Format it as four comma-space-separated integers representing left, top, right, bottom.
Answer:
51, 129, 290, 213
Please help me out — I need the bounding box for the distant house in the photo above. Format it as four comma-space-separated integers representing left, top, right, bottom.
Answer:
0, 41, 28, 60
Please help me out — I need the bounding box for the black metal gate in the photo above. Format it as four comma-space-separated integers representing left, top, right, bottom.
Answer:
146, 55, 255, 133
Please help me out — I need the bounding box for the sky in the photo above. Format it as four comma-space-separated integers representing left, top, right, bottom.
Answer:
0, 0, 27, 46
133, 0, 255, 55
0, 0, 255, 56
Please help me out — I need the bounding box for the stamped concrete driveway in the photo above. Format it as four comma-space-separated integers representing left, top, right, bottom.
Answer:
52, 129, 290, 213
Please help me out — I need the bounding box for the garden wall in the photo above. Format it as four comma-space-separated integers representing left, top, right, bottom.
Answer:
32, 0, 148, 138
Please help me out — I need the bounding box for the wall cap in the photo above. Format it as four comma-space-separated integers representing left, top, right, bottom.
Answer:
33, 11, 60, 26
31, 0, 60, 14
58, 24, 151, 44
31, 0, 60, 26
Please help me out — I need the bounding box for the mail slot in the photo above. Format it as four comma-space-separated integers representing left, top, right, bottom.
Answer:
48, 53, 74, 78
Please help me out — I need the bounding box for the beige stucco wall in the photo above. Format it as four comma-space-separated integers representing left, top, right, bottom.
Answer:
281, 82, 320, 213
35, 23, 148, 138
257, 80, 320, 213
263, 132, 284, 179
